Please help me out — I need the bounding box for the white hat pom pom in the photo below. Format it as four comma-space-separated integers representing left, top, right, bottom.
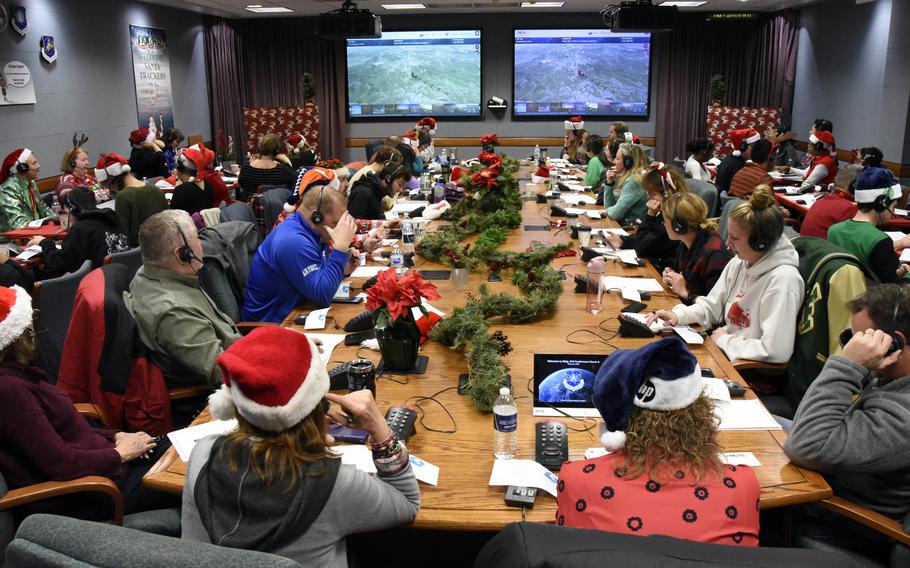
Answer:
209, 386, 237, 421
600, 429, 627, 451
283, 202, 297, 213
732, 150, 741, 157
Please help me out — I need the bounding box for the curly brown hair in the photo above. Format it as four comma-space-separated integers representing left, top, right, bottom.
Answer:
0, 333, 35, 367
620, 395, 724, 484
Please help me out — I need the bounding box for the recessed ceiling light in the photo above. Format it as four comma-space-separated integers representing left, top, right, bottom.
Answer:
244, 5, 293, 12
381, 3, 427, 9
520, 1, 565, 7
660, 1, 707, 5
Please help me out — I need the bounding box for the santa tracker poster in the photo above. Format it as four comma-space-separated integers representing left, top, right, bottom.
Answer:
129, 25, 175, 131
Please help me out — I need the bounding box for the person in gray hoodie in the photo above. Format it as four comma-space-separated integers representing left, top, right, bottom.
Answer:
181, 326, 420, 568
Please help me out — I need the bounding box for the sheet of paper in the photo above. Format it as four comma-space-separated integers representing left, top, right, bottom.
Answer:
410, 300, 446, 322
14, 244, 43, 261
380, 238, 398, 247
563, 183, 589, 193
885, 231, 907, 242
304, 307, 330, 330
901, 248, 910, 262
351, 266, 387, 278
594, 228, 629, 237
584, 448, 610, 459
782, 185, 802, 195
168, 419, 238, 462
714, 399, 782, 430
673, 326, 705, 345
334, 281, 351, 299
706, 157, 721, 167
305, 333, 346, 365
702, 377, 731, 401
409, 455, 440, 486
384, 211, 399, 220
585, 210, 603, 219
895, 208, 910, 217
330, 445, 377, 474
564, 207, 588, 216
601, 276, 663, 292
489, 459, 559, 497
392, 200, 429, 213
621, 287, 641, 302
719, 452, 762, 467
612, 249, 639, 264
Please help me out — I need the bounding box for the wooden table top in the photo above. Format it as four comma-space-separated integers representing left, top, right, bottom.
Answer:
144, 184, 831, 531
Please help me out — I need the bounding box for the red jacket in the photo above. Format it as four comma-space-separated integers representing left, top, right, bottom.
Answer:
57, 265, 173, 435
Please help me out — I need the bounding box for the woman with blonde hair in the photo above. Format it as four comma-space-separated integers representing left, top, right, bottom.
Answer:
557, 337, 760, 545
182, 326, 419, 567
57, 144, 98, 201
600, 142, 649, 226
661, 192, 733, 304
605, 162, 688, 271
648, 186, 804, 363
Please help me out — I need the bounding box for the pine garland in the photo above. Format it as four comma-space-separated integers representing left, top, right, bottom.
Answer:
418, 152, 571, 410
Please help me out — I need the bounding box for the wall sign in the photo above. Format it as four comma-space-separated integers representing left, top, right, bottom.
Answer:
129, 25, 174, 132
0, 60, 35, 105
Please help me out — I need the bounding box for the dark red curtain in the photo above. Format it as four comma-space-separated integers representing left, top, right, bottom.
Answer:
654, 11, 799, 163
203, 17, 346, 159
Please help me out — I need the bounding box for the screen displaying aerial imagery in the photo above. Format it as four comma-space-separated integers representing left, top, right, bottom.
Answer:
346, 30, 482, 118
513, 29, 651, 118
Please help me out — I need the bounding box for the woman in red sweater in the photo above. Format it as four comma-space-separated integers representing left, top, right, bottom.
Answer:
556, 337, 760, 546
0, 285, 167, 516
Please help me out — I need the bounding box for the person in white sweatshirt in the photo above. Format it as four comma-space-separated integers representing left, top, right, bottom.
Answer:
647, 186, 804, 363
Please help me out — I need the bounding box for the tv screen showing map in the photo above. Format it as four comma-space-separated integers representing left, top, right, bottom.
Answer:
513, 29, 651, 118
346, 30, 482, 119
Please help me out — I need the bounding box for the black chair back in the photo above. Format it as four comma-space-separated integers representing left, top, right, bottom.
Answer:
104, 248, 143, 283
32, 259, 92, 382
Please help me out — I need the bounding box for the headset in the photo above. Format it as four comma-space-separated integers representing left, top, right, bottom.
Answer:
839, 285, 907, 356
176, 154, 197, 183
620, 145, 634, 171
311, 185, 326, 225
872, 187, 895, 213
381, 153, 405, 186
173, 222, 201, 267
748, 221, 772, 252
15, 149, 31, 174
670, 196, 688, 235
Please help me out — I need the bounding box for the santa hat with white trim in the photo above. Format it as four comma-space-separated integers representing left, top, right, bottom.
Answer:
402, 130, 420, 150
0, 148, 32, 184
728, 128, 761, 157
0, 285, 33, 351
287, 134, 307, 155
853, 166, 901, 205
93, 153, 131, 182
415, 117, 436, 137
564, 116, 585, 131
187, 143, 216, 169
210, 326, 329, 432
809, 130, 836, 155
284, 166, 339, 213
592, 336, 704, 450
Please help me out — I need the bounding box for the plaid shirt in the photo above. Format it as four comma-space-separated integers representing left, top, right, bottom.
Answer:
675, 230, 734, 304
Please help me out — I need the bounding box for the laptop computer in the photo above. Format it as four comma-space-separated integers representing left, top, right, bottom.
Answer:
532, 353, 609, 418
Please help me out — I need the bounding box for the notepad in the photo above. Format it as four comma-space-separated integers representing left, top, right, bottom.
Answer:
886, 231, 907, 242
900, 248, 910, 262
714, 400, 782, 430
350, 266, 387, 278
305, 333, 346, 364
168, 419, 238, 461
392, 200, 429, 213
562, 194, 596, 205
601, 276, 664, 292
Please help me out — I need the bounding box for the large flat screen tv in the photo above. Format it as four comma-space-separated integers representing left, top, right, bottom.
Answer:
513, 29, 651, 118
346, 30, 482, 119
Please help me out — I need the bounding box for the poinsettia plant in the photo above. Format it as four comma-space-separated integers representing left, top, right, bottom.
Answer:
477, 151, 502, 167
365, 269, 441, 330
317, 158, 344, 170
480, 133, 499, 153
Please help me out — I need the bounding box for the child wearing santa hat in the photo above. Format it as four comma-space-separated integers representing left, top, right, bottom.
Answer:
562, 116, 588, 165
0, 148, 52, 232
556, 337, 759, 546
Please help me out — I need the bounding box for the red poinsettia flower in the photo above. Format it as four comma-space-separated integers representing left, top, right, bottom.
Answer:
470, 167, 500, 189
478, 151, 502, 167
480, 133, 499, 146
365, 268, 440, 324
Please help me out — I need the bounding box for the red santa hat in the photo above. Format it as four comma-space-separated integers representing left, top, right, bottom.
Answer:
402, 130, 420, 149
0, 285, 32, 351
564, 116, 585, 131
287, 133, 307, 155
415, 117, 437, 137
129, 128, 149, 145
284, 166, 340, 213
728, 128, 761, 157
210, 327, 329, 432
531, 166, 553, 183
93, 153, 131, 182
809, 130, 836, 155
188, 143, 216, 169
177, 148, 206, 182
0, 148, 32, 184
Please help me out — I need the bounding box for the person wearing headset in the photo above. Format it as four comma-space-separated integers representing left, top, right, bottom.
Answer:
714, 128, 761, 196
56, 141, 100, 203
26, 186, 128, 277
170, 148, 214, 216
647, 186, 804, 363
828, 167, 910, 284
243, 168, 359, 323
785, 284, 910, 559
124, 209, 241, 389
346, 153, 412, 221
600, 142, 649, 226
660, 192, 733, 305
95, 153, 168, 247
777, 129, 838, 191
0, 147, 52, 233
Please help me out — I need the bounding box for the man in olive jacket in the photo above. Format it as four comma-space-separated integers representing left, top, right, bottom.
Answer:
125, 210, 240, 388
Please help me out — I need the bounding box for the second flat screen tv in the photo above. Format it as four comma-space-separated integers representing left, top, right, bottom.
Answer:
513, 29, 651, 118
346, 30, 482, 119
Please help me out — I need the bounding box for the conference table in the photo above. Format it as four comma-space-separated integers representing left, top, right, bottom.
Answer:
144, 179, 831, 531
772, 187, 910, 231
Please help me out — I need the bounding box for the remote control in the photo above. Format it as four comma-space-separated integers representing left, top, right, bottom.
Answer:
328, 363, 350, 390
385, 406, 418, 444
344, 329, 376, 346
535, 421, 569, 471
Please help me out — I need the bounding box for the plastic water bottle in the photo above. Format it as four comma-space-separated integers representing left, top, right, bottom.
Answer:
390, 243, 405, 276
439, 148, 449, 164
586, 257, 605, 314
533, 144, 541, 163
401, 212, 415, 254
549, 168, 559, 192
493, 387, 518, 459
49, 194, 61, 216
433, 178, 446, 203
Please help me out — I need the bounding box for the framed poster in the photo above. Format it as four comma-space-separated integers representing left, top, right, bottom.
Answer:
0, 60, 36, 105
129, 25, 174, 132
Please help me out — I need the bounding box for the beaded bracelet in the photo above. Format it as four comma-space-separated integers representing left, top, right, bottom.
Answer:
373, 441, 410, 476
368, 429, 396, 452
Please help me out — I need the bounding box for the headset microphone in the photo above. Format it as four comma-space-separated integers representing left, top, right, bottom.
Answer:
173, 222, 202, 273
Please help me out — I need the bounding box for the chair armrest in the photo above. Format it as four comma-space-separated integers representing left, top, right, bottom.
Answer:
731, 359, 788, 372
236, 321, 278, 335
0, 476, 124, 525
74, 403, 109, 427
168, 385, 211, 400
820, 496, 910, 547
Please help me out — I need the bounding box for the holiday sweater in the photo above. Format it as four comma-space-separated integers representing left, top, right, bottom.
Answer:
799, 193, 857, 239
674, 230, 733, 303
39, 208, 129, 274
556, 453, 759, 546
114, 183, 168, 247
828, 219, 907, 284
728, 162, 773, 199
672, 235, 804, 363
243, 212, 350, 323
601, 177, 648, 226
0, 175, 52, 232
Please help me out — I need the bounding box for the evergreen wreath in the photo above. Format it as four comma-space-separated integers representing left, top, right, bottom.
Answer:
417, 139, 570, 410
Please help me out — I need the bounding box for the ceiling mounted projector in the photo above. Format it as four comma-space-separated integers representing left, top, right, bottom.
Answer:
317, 0, 382, 39
601, 1, 678, 33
